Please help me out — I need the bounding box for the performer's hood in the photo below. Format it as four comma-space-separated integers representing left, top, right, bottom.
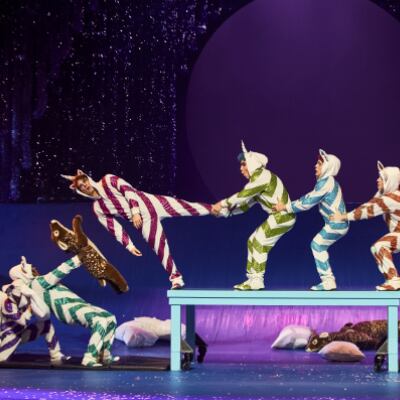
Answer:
319, 149, 341, 179
8, 256, 34, 284
61, 169, 102, 199
378, 161, 400, 194
240, 141, 268, 176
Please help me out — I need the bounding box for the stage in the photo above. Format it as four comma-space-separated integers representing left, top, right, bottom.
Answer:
0, 340, 399, 400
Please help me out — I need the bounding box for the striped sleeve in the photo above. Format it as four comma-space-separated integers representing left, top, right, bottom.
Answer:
221, 170, 267, 210
93, 201, 136, 252
229, 198, 257, 215
107, 174, 140, 215
288, 177, 332, 213
347, 194, 396, 221
34, 257, 81, 290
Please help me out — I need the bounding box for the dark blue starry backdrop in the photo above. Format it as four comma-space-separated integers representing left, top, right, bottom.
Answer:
0, 0, 250, 202
0, 1, 399, 202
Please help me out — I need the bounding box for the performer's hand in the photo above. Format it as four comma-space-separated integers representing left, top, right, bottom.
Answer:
132, 214, 143, 229
330, 212, 347, 222
211, 202, 222, 216
273, 202, 286, 212
130, 246, 142, 257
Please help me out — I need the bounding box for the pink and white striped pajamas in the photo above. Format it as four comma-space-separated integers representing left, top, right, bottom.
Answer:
92, 174, 211, 281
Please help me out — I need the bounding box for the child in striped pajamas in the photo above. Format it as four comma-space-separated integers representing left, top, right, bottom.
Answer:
62, 170, 212, 289
274, 149, 349, 290
332, 161, 400, 291
8, 256, 117, 366
212, 142, 296, 290
0, 262, 64, 364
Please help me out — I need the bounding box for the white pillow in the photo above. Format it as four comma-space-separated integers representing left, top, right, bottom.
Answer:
271, 325, 313, 349
319, 341, 365, 362
115, 322, 158, 347
132, 317, 186, 340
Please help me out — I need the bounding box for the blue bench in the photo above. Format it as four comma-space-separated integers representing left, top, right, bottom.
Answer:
167, 290, 400, 372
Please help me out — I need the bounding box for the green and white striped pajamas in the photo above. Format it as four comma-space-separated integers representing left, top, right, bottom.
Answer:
30, 257, 117, 366
222, 167, 296, 276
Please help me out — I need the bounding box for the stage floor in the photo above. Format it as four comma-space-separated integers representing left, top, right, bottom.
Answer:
0, 339, 399, 400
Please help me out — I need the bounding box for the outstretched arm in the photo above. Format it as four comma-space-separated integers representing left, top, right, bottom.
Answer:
347, 193, 395, 221
220, 172, 268, 211
33, 256, 81, 290
93, 201, 142, 256
288, 177, 332, 213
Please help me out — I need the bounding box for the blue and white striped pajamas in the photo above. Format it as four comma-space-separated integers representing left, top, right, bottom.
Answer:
289, 176, 349, 281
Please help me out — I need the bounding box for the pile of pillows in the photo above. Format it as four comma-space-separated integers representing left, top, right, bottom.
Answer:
271, 325, 365, 362
116, 317, 186, 347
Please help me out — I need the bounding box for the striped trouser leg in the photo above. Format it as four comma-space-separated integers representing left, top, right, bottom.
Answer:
84, 310, 116, 361
19, 320, 61, 357
371, 233, 400, 279
247, 214, 295, 274
154, 195, 212, 218
100, 315, 117, 355
0, 326, 24, 361
310, 222, 349, 279
141, 216, 182, 281
246, 232, 256, 272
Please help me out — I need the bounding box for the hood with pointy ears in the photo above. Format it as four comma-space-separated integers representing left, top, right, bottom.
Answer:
8, 256, 34, 284
241, 141, 268, 176
377, 161, 400, 194
60, 169, 101, 199
319, 149, 341, 179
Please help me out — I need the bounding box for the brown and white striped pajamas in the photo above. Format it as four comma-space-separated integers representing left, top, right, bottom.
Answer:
347, 191, 400, 281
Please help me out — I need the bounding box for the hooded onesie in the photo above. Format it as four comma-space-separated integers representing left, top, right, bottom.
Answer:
220, 142, 296, 290
62, 171, 212, 289
345, 162, 400, 290
7, 256, 117, 366
0, 267, 63, 363
287, 149, 349, 290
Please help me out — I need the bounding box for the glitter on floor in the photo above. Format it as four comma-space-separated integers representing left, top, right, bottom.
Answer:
0, 339, 399, 400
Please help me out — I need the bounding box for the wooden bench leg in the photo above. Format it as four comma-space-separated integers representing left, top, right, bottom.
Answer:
387, 305, 399, 373
171, 304, 181, 371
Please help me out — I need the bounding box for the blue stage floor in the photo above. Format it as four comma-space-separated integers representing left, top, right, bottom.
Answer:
0, 339, 399, 400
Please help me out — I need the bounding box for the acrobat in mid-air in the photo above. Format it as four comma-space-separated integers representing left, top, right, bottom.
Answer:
62, 170, 212, 289
212, 141, 296, 290
274, 149, 349, 290
332, 161, 400, 291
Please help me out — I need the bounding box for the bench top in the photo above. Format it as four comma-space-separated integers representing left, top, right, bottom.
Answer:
167, 290, 400, 306
167, 290, 400, 299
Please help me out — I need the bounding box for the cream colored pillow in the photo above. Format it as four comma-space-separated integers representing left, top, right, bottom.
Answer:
319, 341, 365, 362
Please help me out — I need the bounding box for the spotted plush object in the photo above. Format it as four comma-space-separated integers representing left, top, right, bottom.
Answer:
50, 215, 129, 294
306, 320, 395, 352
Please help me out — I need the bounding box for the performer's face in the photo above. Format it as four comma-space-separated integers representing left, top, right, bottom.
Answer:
76, 177, 97, 196
240, 161, 250, 179
377, 176, 384, 193
315, 160, 323, 178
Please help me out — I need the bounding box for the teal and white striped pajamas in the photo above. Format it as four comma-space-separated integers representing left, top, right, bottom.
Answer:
30, 257, 117, 366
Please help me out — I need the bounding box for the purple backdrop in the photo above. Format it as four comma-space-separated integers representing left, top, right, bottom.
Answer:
185, 0, 400, 202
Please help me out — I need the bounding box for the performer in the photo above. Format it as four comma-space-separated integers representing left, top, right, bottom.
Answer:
0, 267, 65, 364
274, 149, 349, 290
212, 142, 296, 290
7, 256, 118, 366
331, 161, 400, 291
61, 170, 212, 289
